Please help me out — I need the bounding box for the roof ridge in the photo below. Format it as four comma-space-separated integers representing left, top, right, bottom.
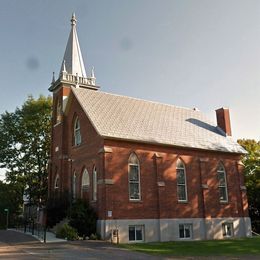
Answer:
73, 87, 200, 113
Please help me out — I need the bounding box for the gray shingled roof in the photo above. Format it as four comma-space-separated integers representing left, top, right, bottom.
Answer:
72, 87, 246, 154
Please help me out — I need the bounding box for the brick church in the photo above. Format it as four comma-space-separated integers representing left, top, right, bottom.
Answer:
48, 14, 251, 243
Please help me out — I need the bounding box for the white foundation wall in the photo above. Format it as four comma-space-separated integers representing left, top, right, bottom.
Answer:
97, 217, 251, 243
205, 217, 252, 239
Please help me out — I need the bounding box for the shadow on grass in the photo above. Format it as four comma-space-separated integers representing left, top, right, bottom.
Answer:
119, 237, 260, 256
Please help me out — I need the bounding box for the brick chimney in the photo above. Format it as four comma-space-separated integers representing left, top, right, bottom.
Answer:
215, 108, 232, 136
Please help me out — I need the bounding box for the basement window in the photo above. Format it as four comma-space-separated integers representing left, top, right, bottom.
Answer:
129, 225, 144, 242
222, 222, 233, 238
179, 224, 192, 239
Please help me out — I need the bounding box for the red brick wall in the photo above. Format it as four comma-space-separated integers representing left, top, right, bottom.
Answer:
49, 85, 104, 210
103, 139, 248, 220
49, 86, 248, 222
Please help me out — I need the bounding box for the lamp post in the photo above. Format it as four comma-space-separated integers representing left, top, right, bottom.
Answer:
4, 209, 9, 230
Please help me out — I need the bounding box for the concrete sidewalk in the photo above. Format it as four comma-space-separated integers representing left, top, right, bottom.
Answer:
9, 228, 67, 243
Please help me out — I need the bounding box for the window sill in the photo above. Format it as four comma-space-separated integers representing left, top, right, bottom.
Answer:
129, 200, 143, 203
223, 235, 233, 239
72, 144, 82, 148
178, 200, 188, 204
220, 201, 229, 204
53, 122, 62, 128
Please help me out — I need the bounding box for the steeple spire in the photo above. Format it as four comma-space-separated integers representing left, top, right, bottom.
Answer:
60, 13, 87, 78
71, 12, 77, 26
49, 14, 99, 92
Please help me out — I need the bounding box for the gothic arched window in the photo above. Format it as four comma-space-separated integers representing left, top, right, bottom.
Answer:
74, 117, 81, 146
56, 98, 62, 124
72, 171, 76, 199
217, 163, 228, 202
54, 174, 60, 189
128, 153, 141, 200
93, 166, 97, 201
81, 168, 90, 191
176, 159, 187, 202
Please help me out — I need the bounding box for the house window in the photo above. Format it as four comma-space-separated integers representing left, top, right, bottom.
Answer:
179, 224, 192, 239
222, 222, 233, 237
129, 225, 144, 242
128, 153, 141, 200
54, 175, 60, 189
93, 166, 97, 201
176, 159, 187, 202
217, 163, 228, 202
72, 172, 76, 199
74, 117, 81, 146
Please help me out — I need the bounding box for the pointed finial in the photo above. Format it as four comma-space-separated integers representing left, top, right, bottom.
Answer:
62, 60, 67, 73
91, 66, 95, 78
71, 12, 77, 26
52, 72, 55, 83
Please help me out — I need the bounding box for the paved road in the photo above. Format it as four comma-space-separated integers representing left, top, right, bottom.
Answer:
0, 230, 162, 259
1, 230, 259, 260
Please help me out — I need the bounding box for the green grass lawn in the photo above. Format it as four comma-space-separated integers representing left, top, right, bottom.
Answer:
119, 237, 260, 256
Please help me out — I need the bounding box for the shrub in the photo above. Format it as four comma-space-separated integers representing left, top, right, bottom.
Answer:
56, 223, 78, 240
46, 192, 70, 227
89, 233, 100, 240
69, 199, 97, 237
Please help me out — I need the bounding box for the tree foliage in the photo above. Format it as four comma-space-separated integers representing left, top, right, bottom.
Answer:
69, 199, 97, 237
0, 180, 23, 228
238, 139, 260, 223
0, 95, 52, 206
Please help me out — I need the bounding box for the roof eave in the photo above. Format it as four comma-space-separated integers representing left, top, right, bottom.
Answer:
102, 135, 246, 155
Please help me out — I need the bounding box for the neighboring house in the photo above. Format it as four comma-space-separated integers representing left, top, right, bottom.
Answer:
48, 14, 251, 243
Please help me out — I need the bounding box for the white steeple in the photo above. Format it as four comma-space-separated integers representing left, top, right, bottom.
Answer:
49, 14, 99, 92
60, 13, 87, 78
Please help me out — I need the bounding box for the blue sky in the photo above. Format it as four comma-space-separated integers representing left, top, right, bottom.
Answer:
0, 0, 259, 143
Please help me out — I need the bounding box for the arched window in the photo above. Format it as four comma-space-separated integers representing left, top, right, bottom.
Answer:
176, 159, 187, 202
74, 117, 81, 146
72, 172, 76, 199
128, 153, 141, 200
217, 163, 228, 202
56, 98, 62, 124
93, 166, 97, 201
81, 168, 90, 191
54, 174, 60, 189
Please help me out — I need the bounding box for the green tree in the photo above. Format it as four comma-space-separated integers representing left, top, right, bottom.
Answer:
238, 139, 260, 231
0, 95, 52, 207
0, 180, 23, 228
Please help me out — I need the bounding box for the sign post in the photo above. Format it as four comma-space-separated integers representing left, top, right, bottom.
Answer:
4, 209, 9, 230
